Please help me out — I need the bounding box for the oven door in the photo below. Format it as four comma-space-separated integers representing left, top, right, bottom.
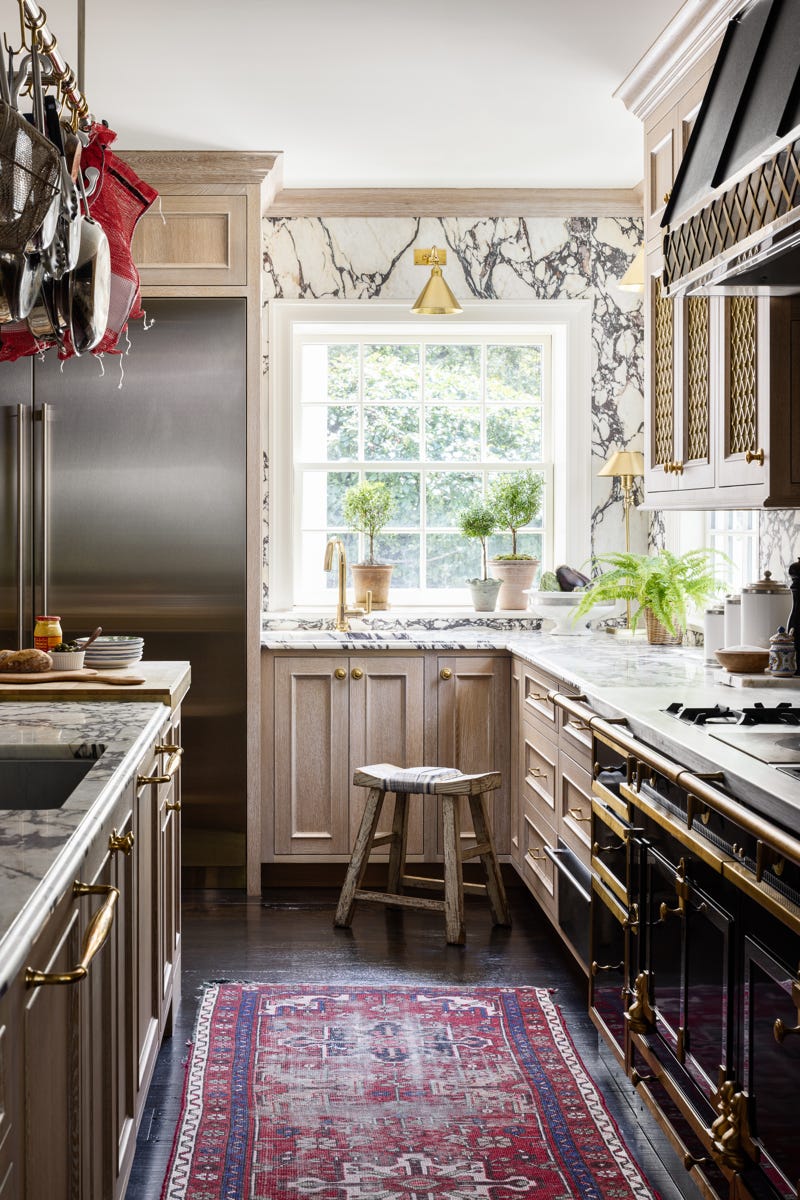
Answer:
545, 838, 590, 969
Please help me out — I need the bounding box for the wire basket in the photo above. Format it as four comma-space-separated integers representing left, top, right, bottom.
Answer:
0, 100, 61, 256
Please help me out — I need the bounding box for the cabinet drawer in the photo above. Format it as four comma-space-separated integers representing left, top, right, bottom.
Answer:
521, 664, 559, 735
520, 720, 557, 826
559, 705, 592, 765
521, 801, 556, 916
559, 752, 593, 867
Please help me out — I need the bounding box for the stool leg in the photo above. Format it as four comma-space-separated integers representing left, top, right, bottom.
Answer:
441, 795, 465, 945
468, 792, 511, 927
334, 787, 385, 928
386, 792, 410, 896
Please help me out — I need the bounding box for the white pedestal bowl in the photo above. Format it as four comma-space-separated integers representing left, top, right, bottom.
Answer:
526, 591, 619, 635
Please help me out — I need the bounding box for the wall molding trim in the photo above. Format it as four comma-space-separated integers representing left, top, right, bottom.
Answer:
119, 150, 283, 202
266, 187, 643, 218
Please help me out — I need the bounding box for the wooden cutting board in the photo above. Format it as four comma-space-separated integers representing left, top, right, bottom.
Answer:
0, 669, 145, 686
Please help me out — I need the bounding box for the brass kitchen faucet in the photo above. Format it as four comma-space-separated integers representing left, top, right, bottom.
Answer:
323, 537, 372, 632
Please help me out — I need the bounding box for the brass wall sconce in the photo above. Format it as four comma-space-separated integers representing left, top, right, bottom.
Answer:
618, 246, 644, 293
597, 448, 645, 628
411, 246, 462, 315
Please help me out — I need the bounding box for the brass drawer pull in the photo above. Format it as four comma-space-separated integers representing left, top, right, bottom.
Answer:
26, 882, 119, 988
591, 960, 623, 975
683, 1154, 710, 1171
108, 829, 134, 855
631, 1069, 654, 1088
745, 447, 764, 466
165, 799, 182, 812
526, 847, 547, 862
440, 668, 452, 680
137, 744, 184, 786
568, 807, 590, 823
593, 839, 625, 855
774, 1018, 800, 1043
351, 667, 363, 680
528, 768, 547, 780
529, 691, 548, 702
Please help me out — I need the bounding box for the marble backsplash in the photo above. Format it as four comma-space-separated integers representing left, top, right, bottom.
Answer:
261, 214, 645, 608
760, 510, 800, 580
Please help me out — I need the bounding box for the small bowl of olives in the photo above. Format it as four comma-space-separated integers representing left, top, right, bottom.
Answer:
49, 643, 86, 670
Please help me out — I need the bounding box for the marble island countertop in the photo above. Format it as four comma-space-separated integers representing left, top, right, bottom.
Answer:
0, 700, 169, 994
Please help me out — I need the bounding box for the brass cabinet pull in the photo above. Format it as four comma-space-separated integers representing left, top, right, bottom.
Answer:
334, 667, 347, 680
591, 960, 623, 975
529, 691, 548, 702
631, 1069, 655, 1088
623, 903, 640, 932
26, 882, 119, 988
108, 829, 134, 855
526, 847, 547, 862
745, 447, 765, 466
137, 744, 183, 787
568, 807, 590, 823
528, 768, 547, 780
683, 1154, 710, 1171
351, 667, 363, 680
593, 839, 625, 855
659, 899, 685, 922
165, 799, 182, 812
440, 668, 452, 680
774, 1018, 800, 1043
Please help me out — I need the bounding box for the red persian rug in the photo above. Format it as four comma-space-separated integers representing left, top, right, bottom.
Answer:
162, 984, 658, 1200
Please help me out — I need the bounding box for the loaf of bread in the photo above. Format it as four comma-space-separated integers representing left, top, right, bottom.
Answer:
0, 648, 53, 673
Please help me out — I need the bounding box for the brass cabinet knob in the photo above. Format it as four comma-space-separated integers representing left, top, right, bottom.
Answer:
165, 799, 182, 812
108, 829, 135, 855
351, 667, 363, 680
745, 447, 765, 465
334, 667, 347, 680
440, 668, 452, 680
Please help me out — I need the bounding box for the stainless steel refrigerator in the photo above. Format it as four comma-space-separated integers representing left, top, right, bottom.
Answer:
0, 297, 248, 874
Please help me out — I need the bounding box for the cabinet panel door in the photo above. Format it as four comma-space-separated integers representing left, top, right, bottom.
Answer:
274, 658, 350, 855
131, 195, 248, 285
436, 655, 510, 855
718, 297, 768, 488
349, 656, 425, 856
645, 249, 679, 495
135, 771, 160, 1099
645, 110, 675, 244
675, 294, 715, 490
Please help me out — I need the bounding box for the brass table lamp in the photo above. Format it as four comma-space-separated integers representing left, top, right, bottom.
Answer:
598, 449, 645, 628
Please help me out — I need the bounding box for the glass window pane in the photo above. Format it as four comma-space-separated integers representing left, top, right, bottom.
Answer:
323, 406, 359, 460
366, 471, 420, 527
487, 344, 542, 403
364, 406, 420, 461
327, 344, 359, 402
298, 470, 359, 528
363, 344, 420, 403
488, 532, 543, 565
426, 344, 481, 403
486, 406, 542, 460
425, 406, 481, 461
426, 471, 482, 527
427, 533, 480, 588
374, 533, 420, 586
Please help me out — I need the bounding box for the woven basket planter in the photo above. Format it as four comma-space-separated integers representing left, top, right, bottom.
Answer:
645, 609, 682, 645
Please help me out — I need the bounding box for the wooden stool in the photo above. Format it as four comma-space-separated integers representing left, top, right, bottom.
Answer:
334, 763, 511, 945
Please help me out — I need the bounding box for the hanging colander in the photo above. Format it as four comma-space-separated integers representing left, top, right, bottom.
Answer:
0, 99, 61, 258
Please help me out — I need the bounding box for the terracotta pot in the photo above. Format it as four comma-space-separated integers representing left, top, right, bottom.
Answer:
351, 563, 394, 610
489, 559, 539, 611
645, 608, 682, 645
468, 577, 502, 613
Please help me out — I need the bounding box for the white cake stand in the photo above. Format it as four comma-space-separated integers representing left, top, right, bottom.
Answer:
526, 591, 619, 635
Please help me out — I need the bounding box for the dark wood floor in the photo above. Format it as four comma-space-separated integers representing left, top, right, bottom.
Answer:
125, 883, 701, 1200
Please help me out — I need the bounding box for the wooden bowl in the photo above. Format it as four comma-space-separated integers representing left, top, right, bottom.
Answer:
715, 646, 770, 673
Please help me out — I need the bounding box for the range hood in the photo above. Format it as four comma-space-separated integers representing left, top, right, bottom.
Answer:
662, 0, 800, 296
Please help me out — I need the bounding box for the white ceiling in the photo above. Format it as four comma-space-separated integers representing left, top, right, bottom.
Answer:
9, 0, 682, 189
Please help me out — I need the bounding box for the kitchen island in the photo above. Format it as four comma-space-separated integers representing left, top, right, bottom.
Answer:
0, 665, 187, 1200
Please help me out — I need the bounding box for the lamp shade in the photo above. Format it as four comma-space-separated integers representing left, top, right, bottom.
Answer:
411, 265, 462, 315
618, 247, 644, 293
597, 449, 645, 478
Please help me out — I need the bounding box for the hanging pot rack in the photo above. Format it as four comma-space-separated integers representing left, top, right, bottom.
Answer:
6, 0, 91, 126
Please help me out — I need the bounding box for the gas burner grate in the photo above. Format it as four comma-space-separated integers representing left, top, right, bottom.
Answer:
738, 702, 800, 726
664, 702, 742, 725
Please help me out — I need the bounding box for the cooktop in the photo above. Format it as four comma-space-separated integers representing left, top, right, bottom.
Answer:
707, 728, 800, 764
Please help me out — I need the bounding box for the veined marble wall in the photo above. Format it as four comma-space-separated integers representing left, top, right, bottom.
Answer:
262, 215, 644, 605
760, 511, 800, 580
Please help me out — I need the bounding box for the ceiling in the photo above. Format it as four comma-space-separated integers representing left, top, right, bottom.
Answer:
9, 0, 682, 189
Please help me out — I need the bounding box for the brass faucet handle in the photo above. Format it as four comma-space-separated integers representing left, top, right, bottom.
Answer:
364, 589, 373, 614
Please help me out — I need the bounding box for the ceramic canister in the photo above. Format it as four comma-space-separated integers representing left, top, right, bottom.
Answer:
703, 603, 725, 666
741, 572, 792, 649
724, 593, 741, 648
769, 627, 797, 676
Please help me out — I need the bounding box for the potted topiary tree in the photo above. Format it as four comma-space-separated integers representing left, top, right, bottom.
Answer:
457, 500, 502, 611
343, 480, 396, 609
487, 469, 544, 610
572, 549, 726, 643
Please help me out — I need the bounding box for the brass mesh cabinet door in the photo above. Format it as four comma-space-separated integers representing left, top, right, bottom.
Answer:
718, 297, 767, 491
646, 252, 678, 496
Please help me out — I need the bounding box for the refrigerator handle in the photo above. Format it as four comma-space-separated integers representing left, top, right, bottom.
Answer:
16, 403, 25, 649
40, 401, 50, 618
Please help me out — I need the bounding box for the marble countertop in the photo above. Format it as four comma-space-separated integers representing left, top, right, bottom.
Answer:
263, 624, 800, 837
0, 700, 168, 994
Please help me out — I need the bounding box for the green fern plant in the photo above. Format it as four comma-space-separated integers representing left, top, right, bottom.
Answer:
573, 549, 727, 636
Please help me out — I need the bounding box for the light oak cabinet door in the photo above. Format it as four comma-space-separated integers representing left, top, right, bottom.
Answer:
434, 655, 510, 855
131, 194, 248, 286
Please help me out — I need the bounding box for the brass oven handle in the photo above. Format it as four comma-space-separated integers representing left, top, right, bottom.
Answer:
683, 1154, 710, 1171
108, 829, 134, 855
568, 807, 591, 823
623, 903, 640, 932
591, 960, 623, 975
659, 899, 686, 922
593, 839, 625, 855
137, 743, 184, 786
26, 882, 119, 987
774, 1018, 800, 1043
745, 448, 764, 465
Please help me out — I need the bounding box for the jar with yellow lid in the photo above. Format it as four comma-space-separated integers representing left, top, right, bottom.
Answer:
34, 615, 63, 651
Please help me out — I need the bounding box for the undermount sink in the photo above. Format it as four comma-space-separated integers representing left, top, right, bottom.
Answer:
0, 744, 105, 810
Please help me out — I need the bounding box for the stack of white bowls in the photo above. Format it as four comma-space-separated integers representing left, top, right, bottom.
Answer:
77, 635, 144, 669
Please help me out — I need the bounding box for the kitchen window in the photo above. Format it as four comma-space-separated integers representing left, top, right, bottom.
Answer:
269, 301, 592, 610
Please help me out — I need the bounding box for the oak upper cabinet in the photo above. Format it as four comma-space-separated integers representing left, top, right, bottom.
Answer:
432, 655, 510, 856
271, 655, 425, 859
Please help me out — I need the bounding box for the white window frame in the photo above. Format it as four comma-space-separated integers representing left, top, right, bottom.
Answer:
269, 299, 592, 612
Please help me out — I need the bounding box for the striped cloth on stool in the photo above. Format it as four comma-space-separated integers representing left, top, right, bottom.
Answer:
358, 763, 462, 793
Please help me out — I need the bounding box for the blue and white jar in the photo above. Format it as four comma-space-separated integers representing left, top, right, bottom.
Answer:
768, 627, 796, 677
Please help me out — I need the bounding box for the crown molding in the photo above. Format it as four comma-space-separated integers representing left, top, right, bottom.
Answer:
118, 150, 283, 198
615, 0, 743, 120
265, 186, 643, 218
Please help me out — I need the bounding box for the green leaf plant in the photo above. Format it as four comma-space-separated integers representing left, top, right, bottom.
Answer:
487, 469, 543, 560
343, 481, 395, 565
457, 501, 498, 581
573, 548, 728, 636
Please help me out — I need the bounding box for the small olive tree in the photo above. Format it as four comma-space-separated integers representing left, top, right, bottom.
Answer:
343, 481, 395, 564
457, 501, 497, 580
487, 469, 544, 559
